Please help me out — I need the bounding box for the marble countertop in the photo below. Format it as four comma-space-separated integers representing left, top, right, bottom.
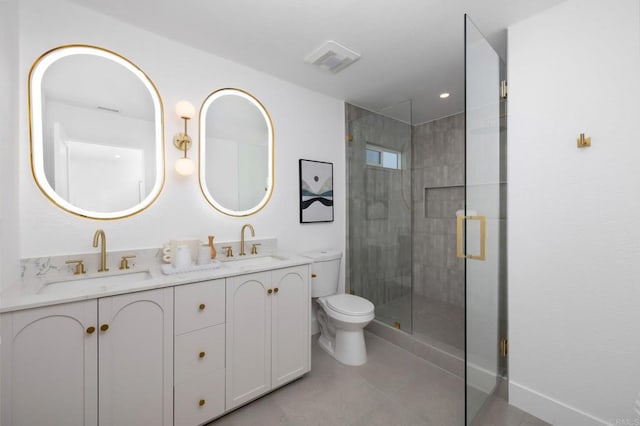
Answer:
0, 253, 312, 314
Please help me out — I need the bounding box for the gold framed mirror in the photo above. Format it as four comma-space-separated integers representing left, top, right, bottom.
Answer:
199, 88, 274, 217
28, 44, 165, 220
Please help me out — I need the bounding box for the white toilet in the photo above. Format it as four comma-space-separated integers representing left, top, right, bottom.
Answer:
302, 249, 375, 366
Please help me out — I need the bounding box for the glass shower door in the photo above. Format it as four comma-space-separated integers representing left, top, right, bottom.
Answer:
463, 15, 505, 424
346, 101, 413, 333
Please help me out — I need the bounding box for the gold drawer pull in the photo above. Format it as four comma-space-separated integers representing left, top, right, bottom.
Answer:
199, 351, 206, 359
274, 288, 279, 293
199, 399, 206, 407
100, 324, 109, 332
267, 289, 273, 295
86, 326, 96, 335
198, 303, 206, 311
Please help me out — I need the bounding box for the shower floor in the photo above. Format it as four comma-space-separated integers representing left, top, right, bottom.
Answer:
375, 294, 465, 357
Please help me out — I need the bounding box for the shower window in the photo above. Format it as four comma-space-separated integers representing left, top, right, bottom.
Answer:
366, 144, 401, 169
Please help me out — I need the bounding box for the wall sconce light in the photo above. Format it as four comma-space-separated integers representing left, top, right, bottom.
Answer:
174, 100, 196, 176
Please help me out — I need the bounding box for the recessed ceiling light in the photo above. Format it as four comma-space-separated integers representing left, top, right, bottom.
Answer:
439, 92, 450, 99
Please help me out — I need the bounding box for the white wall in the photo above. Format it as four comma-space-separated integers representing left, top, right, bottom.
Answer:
0, 0, 20, 292
17, 0, 346, 289
508, 1, 640, 424
0, 2, 20, 423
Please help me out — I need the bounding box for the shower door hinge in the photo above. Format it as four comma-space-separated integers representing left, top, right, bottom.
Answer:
500, 337, 508, 357
500, 80, 508, 99
393, 321, 401, 330
348, 289, 355, 295
346, 134, 353, 142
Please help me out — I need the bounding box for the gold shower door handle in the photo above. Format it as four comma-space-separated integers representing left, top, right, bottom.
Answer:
456, 214, 486, 261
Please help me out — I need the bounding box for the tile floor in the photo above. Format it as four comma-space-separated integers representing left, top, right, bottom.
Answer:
376, 294, 465, 355
207, 333, 549, 426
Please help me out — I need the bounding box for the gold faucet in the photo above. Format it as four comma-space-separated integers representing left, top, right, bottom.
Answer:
239, 224, 255, 256
93, 229, 109, 272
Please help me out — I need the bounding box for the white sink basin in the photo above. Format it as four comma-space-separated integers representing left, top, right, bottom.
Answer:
223, 255, 288, 269
39, 270, 153, 294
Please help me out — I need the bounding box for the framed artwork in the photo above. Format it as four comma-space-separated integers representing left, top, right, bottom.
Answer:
299, 159, 334, 223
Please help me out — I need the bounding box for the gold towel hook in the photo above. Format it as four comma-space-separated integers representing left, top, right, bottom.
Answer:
577, 133, 591, 148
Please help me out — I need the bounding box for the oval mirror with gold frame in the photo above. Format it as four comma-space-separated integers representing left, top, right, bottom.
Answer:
199, 88, 274, 217
29, 45, 165, 220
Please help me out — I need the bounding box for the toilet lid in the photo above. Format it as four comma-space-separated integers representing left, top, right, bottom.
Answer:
325, 294, 374, 316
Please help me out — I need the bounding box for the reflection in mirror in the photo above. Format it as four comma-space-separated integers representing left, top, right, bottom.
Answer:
29, 45, 164, 219
199, 88, 274, 216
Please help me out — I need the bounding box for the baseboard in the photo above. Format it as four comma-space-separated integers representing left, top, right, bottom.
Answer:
509, 381, 609, 426
467, 361, 499, 394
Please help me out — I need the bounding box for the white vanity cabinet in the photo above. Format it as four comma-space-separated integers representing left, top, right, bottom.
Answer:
226, 265, 310, 410
1, 287, 174, 426
271, 266, 311, 388
1, 300, 98, 426
2, 261, 312, 426
174, 279, 226, 426
98, 288, 174, 426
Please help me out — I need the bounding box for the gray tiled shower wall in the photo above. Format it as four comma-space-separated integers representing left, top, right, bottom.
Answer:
346, 104, 413, 308
412, 113, 465, 308
346, 103, 465, 311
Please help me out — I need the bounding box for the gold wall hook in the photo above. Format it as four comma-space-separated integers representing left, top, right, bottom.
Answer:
577, 133, 591, 148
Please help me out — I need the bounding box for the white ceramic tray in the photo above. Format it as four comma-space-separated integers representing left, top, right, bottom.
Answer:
161, 260, 221, 275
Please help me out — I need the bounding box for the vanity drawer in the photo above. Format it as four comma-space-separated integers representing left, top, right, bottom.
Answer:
175, 369, 225, 426
175, 324, 225, 385
175, 279, 225, 335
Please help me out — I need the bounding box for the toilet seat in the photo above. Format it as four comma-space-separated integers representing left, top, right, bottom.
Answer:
324, 294, 374, 316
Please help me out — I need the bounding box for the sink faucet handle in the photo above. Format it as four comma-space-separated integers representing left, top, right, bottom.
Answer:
119, 255, 136, 270
65, 259, 86, 275
222, 246, 234, 257
251, 243, 261, 255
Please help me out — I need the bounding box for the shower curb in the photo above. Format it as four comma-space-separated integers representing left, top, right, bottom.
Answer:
366, 319, 465, 379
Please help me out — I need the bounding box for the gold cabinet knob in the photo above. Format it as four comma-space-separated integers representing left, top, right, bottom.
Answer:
267, 288, 273, 295
199, 351, 206, 359
199, 399, 206, 407
311, 273, 317, 278
100, 324, 109, 332
199, 303, 206, 311
274, 288, 279, 293
86, 326, 96, 334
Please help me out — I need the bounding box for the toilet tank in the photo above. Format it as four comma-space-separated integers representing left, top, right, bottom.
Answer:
300, 249, 342, 298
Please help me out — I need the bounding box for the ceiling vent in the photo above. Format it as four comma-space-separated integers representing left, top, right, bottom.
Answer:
304, 40, 361, 74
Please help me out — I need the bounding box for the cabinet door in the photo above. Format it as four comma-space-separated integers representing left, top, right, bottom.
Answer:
98, 288, 173, 426
226, 271, 271, 410
1, 300, 97, 426
271, 265, 311, 388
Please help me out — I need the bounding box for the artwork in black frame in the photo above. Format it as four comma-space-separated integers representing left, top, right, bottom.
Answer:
299, 159, 334, 223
